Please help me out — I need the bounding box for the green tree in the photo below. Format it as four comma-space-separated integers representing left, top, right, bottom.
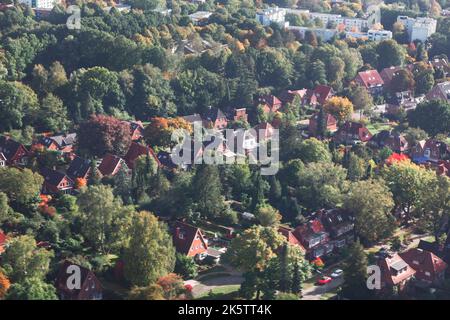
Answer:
37, 93, 70, 132
174, 253, 198, 280
1, 235, 53, 283
344, 179, 395, 244
255, 204, 282, 227
192, 165, 225, 219
5, 277, 58, 300
376, 40, 406, 69
409, 100, 450, 136
77, 185, 133, 254
123, 211, 176, 287
298, 138, 332, 163
341, 241, 371, 299
0, 167, 43, 210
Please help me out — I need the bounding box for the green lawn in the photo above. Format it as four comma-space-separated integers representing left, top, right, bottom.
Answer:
196, 285, 241, 300
366, 123, 394, 135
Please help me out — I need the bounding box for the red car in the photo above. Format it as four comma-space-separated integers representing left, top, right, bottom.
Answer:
317, 276, 332, 285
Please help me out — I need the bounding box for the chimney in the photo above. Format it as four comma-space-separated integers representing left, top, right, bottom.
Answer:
175, 227, 180, 239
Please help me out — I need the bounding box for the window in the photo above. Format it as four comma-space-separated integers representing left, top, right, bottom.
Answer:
425, 271, 431, 277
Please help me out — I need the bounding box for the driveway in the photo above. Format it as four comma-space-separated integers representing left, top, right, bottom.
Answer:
302, 277, 344, 300
185, 267, 244, 298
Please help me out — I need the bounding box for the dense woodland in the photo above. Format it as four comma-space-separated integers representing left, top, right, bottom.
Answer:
0, 0, 450, 300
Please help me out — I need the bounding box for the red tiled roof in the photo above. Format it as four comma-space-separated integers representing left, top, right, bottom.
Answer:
312, 85, 334, 105
0, 231, 7, 254
172, 221, 208, 256
356, 70, 384, 88
400, 248, 447, 282
378, 253, 416, 286
98, 154, 123, 177
278, 226, 306, 252
124, 142, 160, 169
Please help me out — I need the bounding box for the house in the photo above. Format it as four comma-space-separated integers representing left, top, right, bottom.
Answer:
203, 106, 228, 130
0, 136, 29, 166
40, 167, 74, 194
278, 226, 306, 253
258, 95, 282, 114
172, 221, 208, 261
182, 113, 203, 127
124, 142, 160, 169
0, 231, 7, 255
436, 160, 450, 178
279, 89, 309, 105
308, 112, 337, 136
400, 248, 447, 285
39, 133, 77, 154
311, 85, 334, 106
411, 139, 449, 163
157, 151, 179, 170
380, 66, 403, 89
67, 156, 91, 180
254, 122, 274, 141
316, 209, 354, 250
97, 154, 124, 177
372, 130, 409, 153
126, 121, 145, 141
231, 108, 248, 122
0, 153, 5, 167
378, 253, 416, 294
425, 81, 450, 103
334, 121, 372, 144
354, 70, 384, 96
293, 219, 332, 259
430, 57, 450, 77
56, 261, 102, 300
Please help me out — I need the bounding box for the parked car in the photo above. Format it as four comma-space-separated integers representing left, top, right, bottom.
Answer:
317, 276, 332, 285
330, 269, 343, 278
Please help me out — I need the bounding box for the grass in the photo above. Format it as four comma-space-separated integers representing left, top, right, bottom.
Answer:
196, 285, 241, 300
320, 288, 340, 300
366, 122, 394, 135
197, 272, 232, 281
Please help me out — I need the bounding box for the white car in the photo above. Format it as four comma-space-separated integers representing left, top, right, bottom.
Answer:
330, 269, 344, 278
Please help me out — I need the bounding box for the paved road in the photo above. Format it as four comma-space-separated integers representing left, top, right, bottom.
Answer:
302, 277, 344, 300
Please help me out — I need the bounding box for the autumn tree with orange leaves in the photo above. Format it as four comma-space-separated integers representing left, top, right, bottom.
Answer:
0, 272, 10, 299
144, 117, 192, 148
323, 96, 354, 124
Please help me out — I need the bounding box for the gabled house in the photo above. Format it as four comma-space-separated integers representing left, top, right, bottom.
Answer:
294, 219, 331, 259
56, 261, 103, 300
0, 153, 5, 167
0, 231, 7, 255
67, 156, 91, 180
334, 121, 372, 144
157, 151, 179, 170
126, 121, 145, 141
380, 66, 403, 89
372, 130, 409, 153
279, 89, 309, 105
254, 122, 274, 142
40, 133, 77, 154
40, 167, 74, 194
97, 154, 124, 177
430, 57, 450, 78
311, 85, 335, 106
411, 139, 449, 163
258, 95, 282, 114
400, 248, 447, 285
203, 106, 228, 130
231, 108, 248, 122
278, 226, 306, 253
0, 136, 29, 166
172, 221, 208, 261
124, 142, 160, 169
354, 69, 384, 96
316, 209, 354, 250
308, 112, 337, 136
378, 253, 416, 294
425, 81, 450, 103
182, 113, 203, 126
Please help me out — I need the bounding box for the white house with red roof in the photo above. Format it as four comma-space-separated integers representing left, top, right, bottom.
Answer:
355, 69, 384, 96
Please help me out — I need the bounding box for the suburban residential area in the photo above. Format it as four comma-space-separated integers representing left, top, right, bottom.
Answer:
0, 0, 450, 303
